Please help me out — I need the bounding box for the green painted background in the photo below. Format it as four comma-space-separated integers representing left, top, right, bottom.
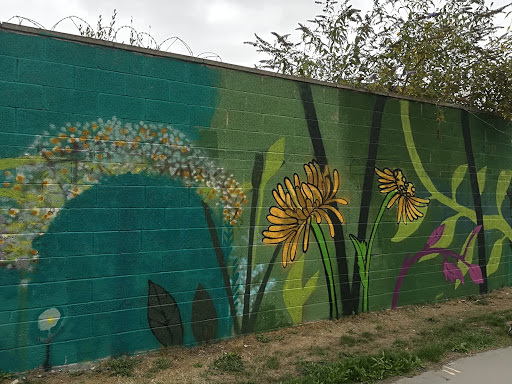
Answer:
0, 25, 510, 372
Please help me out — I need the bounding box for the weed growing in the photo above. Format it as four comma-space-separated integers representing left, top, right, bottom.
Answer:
339, 335, 356, 347
282, 350, 422, 384
264, 356, 280, 370
106, 356, 140, 377
211, 352, 244, 373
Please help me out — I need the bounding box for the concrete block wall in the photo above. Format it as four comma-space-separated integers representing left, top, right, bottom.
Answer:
0, 24, 511, 372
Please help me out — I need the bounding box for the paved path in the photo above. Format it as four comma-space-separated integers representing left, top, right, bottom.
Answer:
392, 346, 512, 383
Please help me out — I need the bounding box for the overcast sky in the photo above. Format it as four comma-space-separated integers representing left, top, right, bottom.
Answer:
1, 0, 510, 68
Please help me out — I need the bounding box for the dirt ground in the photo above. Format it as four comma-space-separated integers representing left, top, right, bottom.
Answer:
5, 288, 512, 384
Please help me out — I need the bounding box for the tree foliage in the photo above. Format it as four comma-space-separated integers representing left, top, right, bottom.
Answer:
247, 0, 512, 119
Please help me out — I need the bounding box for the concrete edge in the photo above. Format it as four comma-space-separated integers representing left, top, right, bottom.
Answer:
0, 21, 502, 119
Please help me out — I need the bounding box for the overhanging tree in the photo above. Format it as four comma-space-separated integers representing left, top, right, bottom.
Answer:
247, 0, 512, 119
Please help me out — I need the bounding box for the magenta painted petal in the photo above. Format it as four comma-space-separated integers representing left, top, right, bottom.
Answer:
472, 225, 483, 236
442, 261, 464, 285
427, 225, 445, 247
468, 264, 484, 284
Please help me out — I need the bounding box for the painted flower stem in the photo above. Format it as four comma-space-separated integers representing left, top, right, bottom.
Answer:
311, 220, 339, 319
362, 190, 397, 312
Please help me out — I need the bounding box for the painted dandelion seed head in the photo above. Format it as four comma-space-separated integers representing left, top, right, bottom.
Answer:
263, 161, 347, 267
375, 167, 429, 224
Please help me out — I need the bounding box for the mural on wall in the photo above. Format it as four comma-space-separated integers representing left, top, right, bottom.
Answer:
1, 29, 512, 373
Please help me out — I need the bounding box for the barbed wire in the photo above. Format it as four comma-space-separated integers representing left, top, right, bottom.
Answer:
5, 13, 222, 61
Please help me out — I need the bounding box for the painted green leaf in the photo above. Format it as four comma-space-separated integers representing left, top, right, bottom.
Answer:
455, 230, 478, 289
451, 165, 468, 200
260, 138, 285, 188
191, 283, 218, 343
391, 205, 428, 242
283, 253, 319, 324
496, 170, 512, 211
254, 138, 285, 264
349, 234, 367, 287
487, 237, 507, 277
477, 167, 487, 194
0, 157, 46, 171
419, 214, 461, 263
147, 280, 184, 346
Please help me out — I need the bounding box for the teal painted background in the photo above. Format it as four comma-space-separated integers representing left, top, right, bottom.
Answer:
0, 26, 511, 372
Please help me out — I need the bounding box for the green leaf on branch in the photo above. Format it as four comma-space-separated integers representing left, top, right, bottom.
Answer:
451, 165, 468, 200
487, 236, 507, 277
477, 167, 487, 194
496, 170, 512, 212
391, 205, 428, 242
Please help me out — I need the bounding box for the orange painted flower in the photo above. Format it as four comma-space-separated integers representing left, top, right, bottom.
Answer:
375, 167, 429, 224
263, 161, 348, 267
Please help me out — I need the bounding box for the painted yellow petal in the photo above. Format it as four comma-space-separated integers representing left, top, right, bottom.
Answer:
272, 191, 287, 210
289, 222, 304, 263
311, 210, 322, 224
263, 228, 295, 239
294, 173, 301, 187
301, 183, 314, 201
308, 184, 324, 205
267, 215, 297, 225
405, 203, 414, 222
303, 217, 311, 252
333, 169, 340, 195
316, 208, 336, 237
282, 234, 294, 267
277, 184, 287, 202
285, 178, 300, 208
387, 193, 400, 209
269, 206, 289, 218
267, 224, 297, 233
323, 204, 344, 225
375, 168, 393, 178
295, 186, 307, 209
397, 195, 405, 223
263, 236, 288, 244
329, 198, 348, 206
410, 196, 430, 206
409, 203, 423, 217
380, 185, 397, 194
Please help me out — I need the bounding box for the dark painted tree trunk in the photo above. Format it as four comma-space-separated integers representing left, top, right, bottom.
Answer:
461, 110, 488, 293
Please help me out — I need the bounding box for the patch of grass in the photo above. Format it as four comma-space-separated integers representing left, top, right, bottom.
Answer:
264, 356, 280, 370
282, 350, 423, 384
193, 363, 204, 368
426, 317, 440, 323
256, 334, 272, 343
211, 352, 244, 373
359, 331, 376, 341
107, 356, 140, 377
391, 339, 408, 349
415, 342, 449, 362
308, 346, 327, 356
144, 357, 171, 378
339, 335, 356, 347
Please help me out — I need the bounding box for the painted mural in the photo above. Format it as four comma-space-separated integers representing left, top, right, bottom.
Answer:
0, 26, 511, 372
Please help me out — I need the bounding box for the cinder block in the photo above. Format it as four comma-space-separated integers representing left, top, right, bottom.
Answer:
97, 93, 145, 120
97, 185, 145, 208
94, 231, 141, 254
145, 99, 190, 125
18, 59, 74, 88
125, 74, 169, 101
0, 55, 16, 82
